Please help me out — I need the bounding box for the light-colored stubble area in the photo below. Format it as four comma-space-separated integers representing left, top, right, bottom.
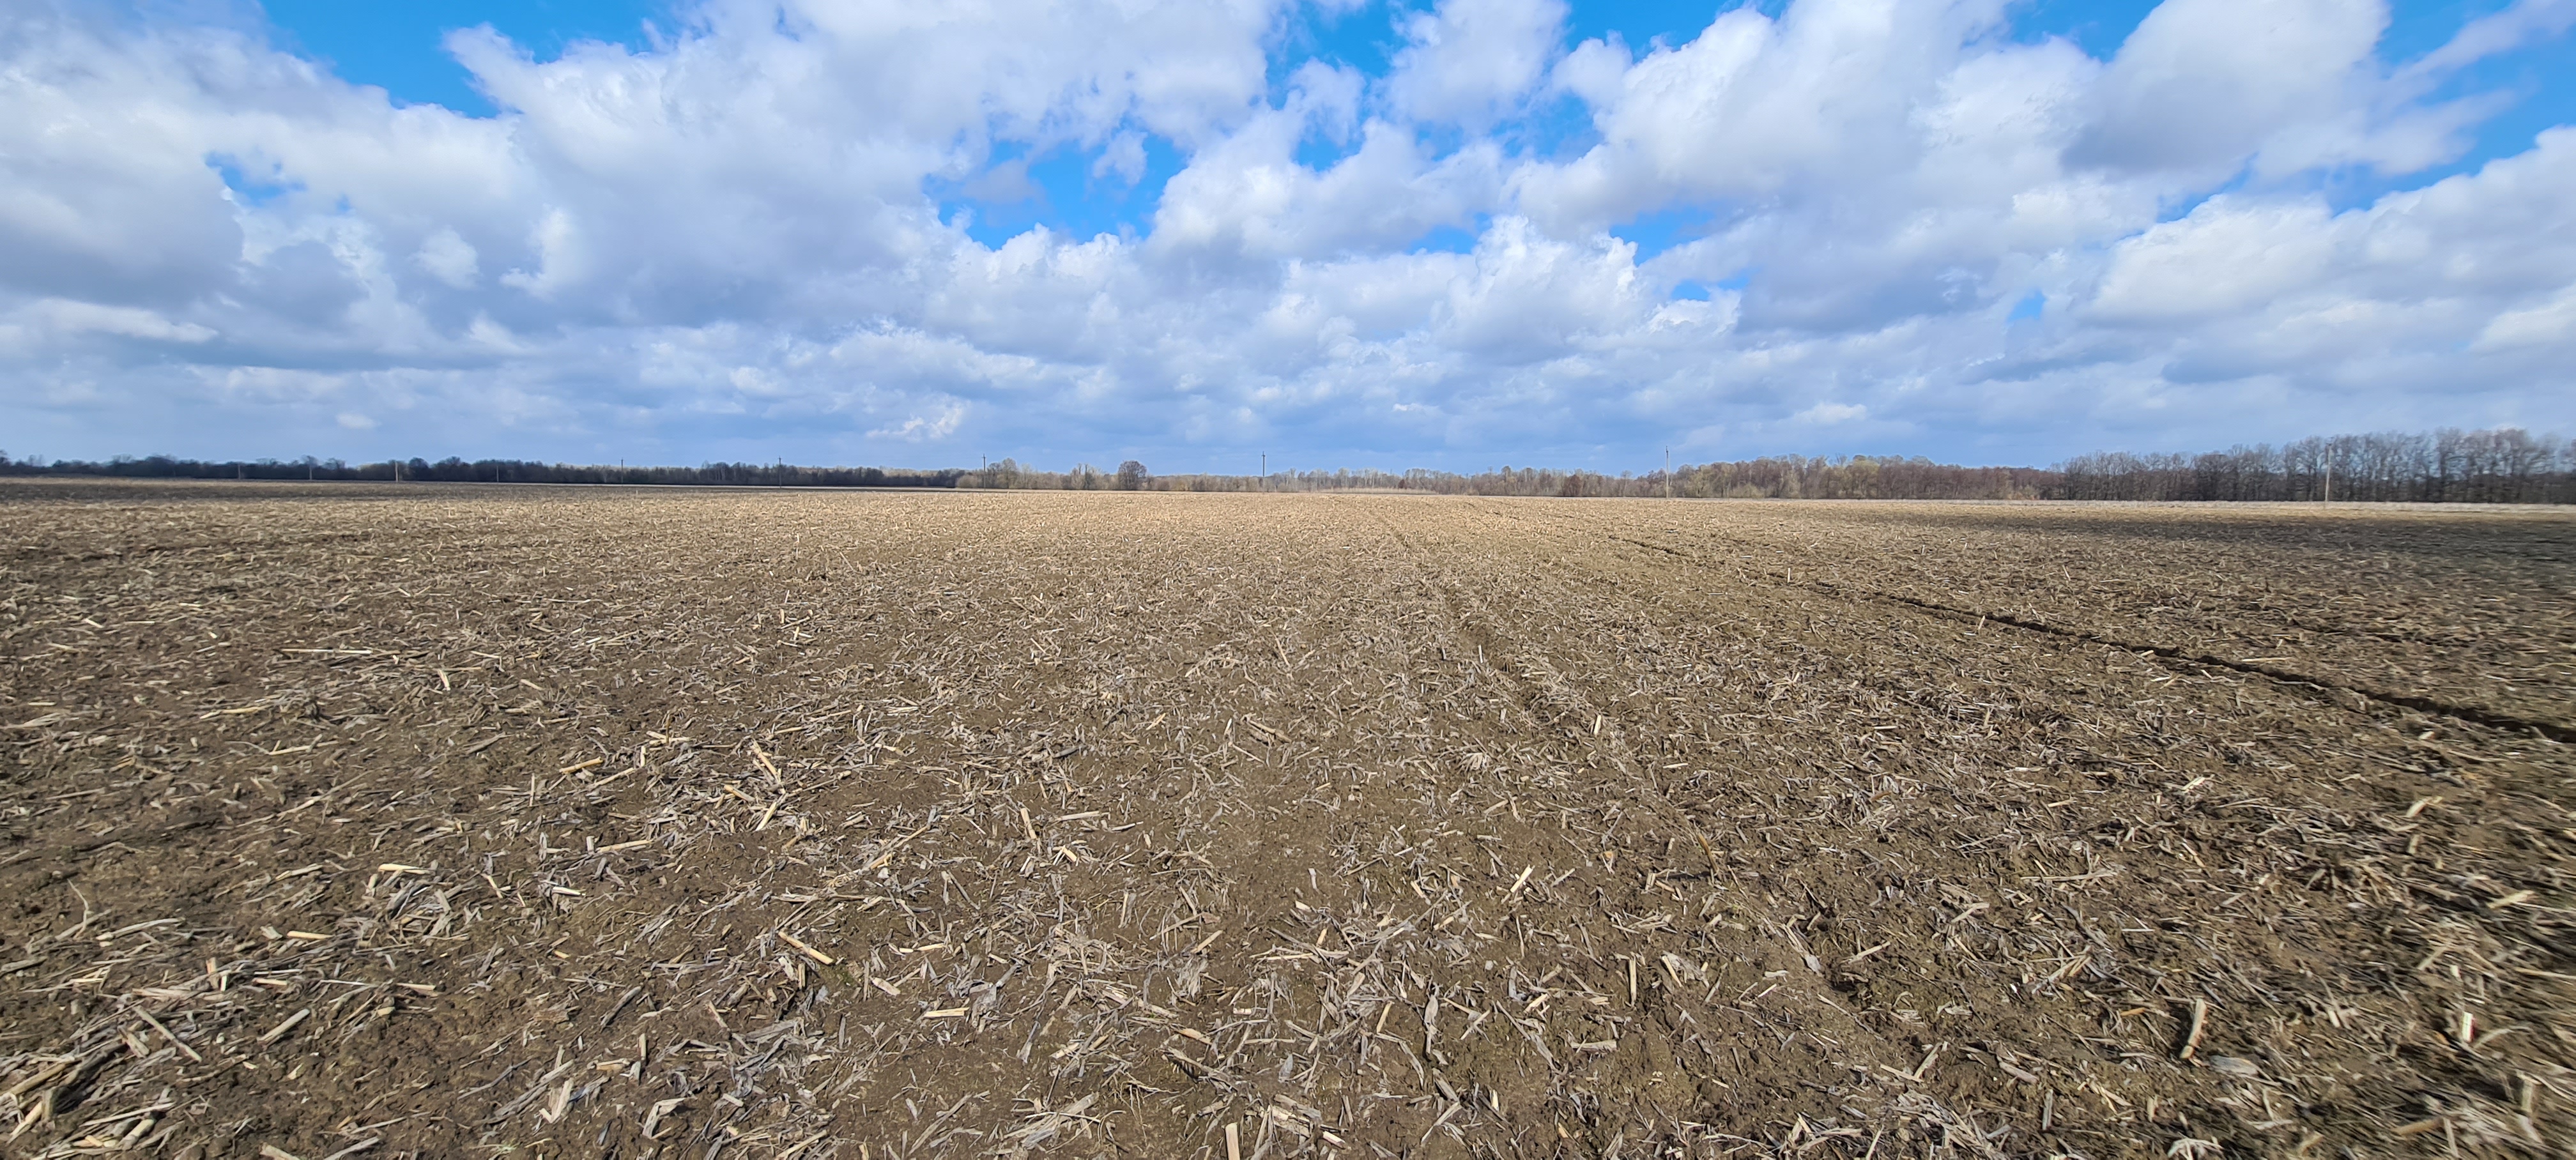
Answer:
3, 480, 2572, 1158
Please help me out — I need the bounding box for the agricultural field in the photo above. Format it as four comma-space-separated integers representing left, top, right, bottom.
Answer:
2, 480, 2572, 1159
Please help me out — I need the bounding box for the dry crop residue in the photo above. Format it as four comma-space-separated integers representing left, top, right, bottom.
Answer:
1, 480, 2571, 1159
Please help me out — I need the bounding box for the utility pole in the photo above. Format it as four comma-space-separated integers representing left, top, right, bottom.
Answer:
2323, 455, 2332, 504
1664, 447, 1672, 500
1260, 454, 1266, 492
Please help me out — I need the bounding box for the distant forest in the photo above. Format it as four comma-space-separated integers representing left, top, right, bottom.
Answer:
3, 425, 2568, 503
965, 457, 2061, 500
2053, 427, 2573, 503
0, 454, 965, 489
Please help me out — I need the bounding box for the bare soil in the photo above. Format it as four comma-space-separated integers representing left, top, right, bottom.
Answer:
2, 480, 2571, 1159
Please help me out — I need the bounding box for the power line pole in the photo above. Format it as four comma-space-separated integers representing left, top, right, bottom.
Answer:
1259, 454, 1265, 492
1664, 447, 1672, 500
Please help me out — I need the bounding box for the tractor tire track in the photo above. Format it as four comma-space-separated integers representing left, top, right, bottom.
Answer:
1597, 530, 2576, 744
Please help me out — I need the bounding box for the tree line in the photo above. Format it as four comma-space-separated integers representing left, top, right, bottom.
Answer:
954, 455, 2053, 498
4, 426, 2566, 503
2053, 428, 2574, 503
0, 454, 965, 489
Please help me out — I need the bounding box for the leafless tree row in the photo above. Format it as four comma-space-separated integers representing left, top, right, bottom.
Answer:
2055, 427, 2573, 503
13, 427, 2567, 503
962, 455, 2057, 499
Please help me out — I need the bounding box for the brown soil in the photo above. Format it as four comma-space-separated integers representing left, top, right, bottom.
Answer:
2, 480, 2571, 1159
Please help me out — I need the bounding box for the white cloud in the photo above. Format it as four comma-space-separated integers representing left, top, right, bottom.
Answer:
0, 0, 2568, 468
2090, 199, 2342, 323
2400, 0, 2576, 81
1519, 0, 2023, 229
869, 401, 967, 441
1385, 0, 1568, 128
1434, 218, 1648, 360
20, 300, 217, 344
415, 227, 480, 288
2475, 284, 2576, 350
1549, 36, 1629, 109
2075, 0, 2383, 174
1092, 132, 1149, 185
498, 209, 586, 300
1152, 112, 1503, 263
1795, 401, 1867, 424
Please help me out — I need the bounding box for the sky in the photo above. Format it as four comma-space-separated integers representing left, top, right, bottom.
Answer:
2, 0, 2572, 474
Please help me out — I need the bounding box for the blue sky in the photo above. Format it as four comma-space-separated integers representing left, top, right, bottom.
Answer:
256, 0, 671, 115
264, 0, 2576, 239
4, 0, 2572, 472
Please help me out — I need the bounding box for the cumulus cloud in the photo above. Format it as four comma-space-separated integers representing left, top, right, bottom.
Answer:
1384, 0, 1568, 128
2075, 0, 2383, 174
413, 228, 480, 289
1092, 132, 1149, 185
2476, 287, 2576, 350
20, 300, 218, 346
869, 401, 969, 442
0, 0, 2569, 468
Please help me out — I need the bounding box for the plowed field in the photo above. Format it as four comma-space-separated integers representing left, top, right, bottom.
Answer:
3, 480, 2572, 1159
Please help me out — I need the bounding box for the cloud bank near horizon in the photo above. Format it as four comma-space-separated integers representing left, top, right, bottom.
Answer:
2, 0, 2572, 471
